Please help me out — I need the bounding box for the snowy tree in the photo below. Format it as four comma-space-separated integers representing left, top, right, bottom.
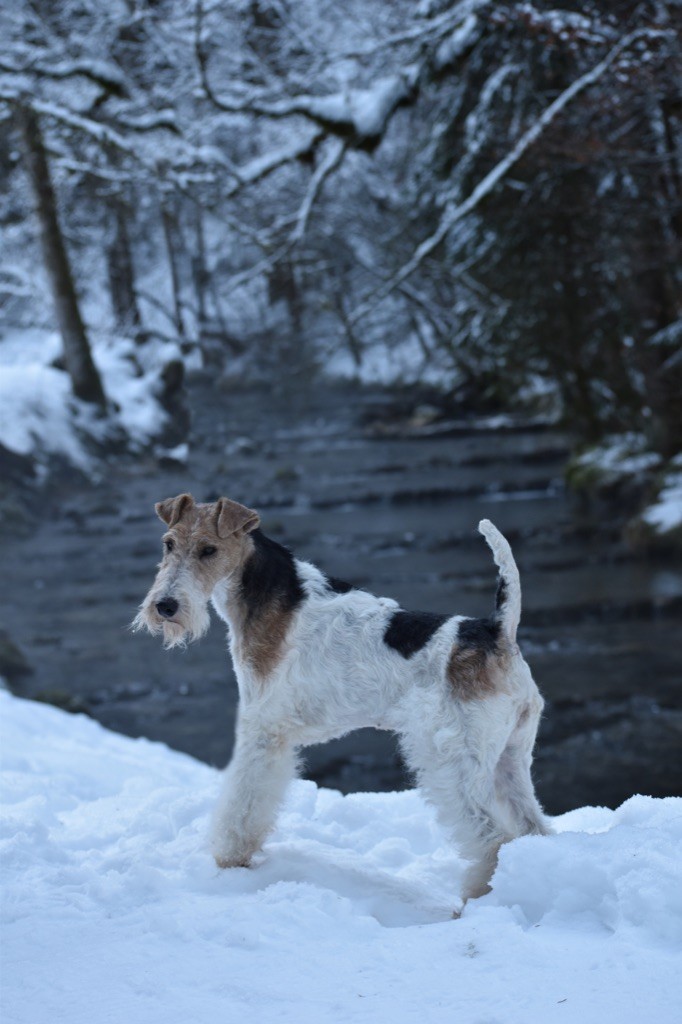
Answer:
1, 0, 680, 451
16, 103, 107, 406
363, 1, 682, 450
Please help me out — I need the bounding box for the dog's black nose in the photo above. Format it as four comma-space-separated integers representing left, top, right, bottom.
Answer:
156, 598, 179, 620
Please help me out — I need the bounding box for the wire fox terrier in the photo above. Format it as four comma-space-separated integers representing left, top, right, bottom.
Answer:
134, 493, 551, 905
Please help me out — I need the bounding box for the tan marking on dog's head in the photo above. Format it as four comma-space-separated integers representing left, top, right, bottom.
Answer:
160, 498, 260, 594
134, 494, 261, 648
214, 497, 260, 538
155, 493, 195, 528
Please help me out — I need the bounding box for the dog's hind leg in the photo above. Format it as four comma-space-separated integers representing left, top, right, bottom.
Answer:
399, 707, 517, 904
423, 754, 515, 902
494, 698, 552, 840
210, 710, 297, 869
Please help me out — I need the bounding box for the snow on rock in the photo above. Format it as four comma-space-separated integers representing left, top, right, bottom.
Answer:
568, 435, 682, 545
571, 432, 663, 484
0, 361, 87, 468
96, 333, 182, 443
641, 456, 682, 537
0, 329, 178, 471
1, 691, 680, 1024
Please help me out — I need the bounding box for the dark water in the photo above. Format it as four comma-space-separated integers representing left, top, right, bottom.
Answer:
3, 377, 681, 813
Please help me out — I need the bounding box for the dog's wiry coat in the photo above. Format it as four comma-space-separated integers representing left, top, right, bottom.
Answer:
134, 495, 551, 905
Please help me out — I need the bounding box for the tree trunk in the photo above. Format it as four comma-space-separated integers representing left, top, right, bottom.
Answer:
160, 200, 187, 341
17, 104, 106, 407
192, 206, 209, 340
107, 198, 143, 339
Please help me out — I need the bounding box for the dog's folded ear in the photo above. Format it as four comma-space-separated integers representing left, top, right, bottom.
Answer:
155, 493, 195, 527
214, 498, 260, 538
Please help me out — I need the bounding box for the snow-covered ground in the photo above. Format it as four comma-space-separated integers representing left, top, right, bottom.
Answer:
1, 692, 680, 1024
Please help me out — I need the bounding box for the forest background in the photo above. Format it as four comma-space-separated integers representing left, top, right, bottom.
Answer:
1, 0, 679, 472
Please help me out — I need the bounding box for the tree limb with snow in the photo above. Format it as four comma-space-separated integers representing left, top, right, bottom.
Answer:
347, 26, 671, 326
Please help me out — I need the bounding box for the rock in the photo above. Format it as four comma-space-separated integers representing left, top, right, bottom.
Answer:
0, 631, 32, 683
156, 442, 189, 469
408, 404, 441, 428
225, 436, 257, 456
0, 443, 35, 489
33, 689, 91, 716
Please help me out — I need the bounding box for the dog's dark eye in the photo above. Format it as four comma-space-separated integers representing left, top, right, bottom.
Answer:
165, 539, 174, 553
200, 545, 217, 559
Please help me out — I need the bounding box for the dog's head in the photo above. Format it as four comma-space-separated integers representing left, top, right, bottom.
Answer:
132, 493, 260, 648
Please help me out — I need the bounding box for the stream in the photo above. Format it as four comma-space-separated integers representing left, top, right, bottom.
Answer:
2, 375, 681, 813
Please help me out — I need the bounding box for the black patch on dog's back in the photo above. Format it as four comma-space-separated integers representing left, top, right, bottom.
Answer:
324, 575, 354, 595
240, 530, 305, 620
383, 610, 448, 659
457, 616, 501, 654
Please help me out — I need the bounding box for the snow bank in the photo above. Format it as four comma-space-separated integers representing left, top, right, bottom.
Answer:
0, 329, 178, 472
1, 692, 680, 1024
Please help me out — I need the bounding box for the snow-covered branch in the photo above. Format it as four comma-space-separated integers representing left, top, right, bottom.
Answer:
229, 130, 323, 190
290, 139, 347, 244
0, 94, 194, 180
194, 0, 419, 143
198, 70, 419, 142
0, 56, 128, 95
348, 26, 670, 326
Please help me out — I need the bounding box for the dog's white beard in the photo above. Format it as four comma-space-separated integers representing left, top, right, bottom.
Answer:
132, 573, 211, 649
160, 604, 210, 649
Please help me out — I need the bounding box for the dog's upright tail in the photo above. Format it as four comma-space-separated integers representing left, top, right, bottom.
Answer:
478, 519, 521, 644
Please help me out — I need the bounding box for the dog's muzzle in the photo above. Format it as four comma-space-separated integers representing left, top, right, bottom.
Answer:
156, 597, 179, 620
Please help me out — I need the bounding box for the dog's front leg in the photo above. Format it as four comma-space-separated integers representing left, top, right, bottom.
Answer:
210, 711, 296, 869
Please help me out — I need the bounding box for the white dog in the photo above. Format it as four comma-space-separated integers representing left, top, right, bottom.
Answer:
134, 493, 550, 904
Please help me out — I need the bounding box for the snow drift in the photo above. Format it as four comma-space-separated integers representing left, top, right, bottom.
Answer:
1, 691, 680, 1024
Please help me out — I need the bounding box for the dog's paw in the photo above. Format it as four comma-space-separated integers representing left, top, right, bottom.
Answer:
214, 852, 251, 870
211, 832, 258, 869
